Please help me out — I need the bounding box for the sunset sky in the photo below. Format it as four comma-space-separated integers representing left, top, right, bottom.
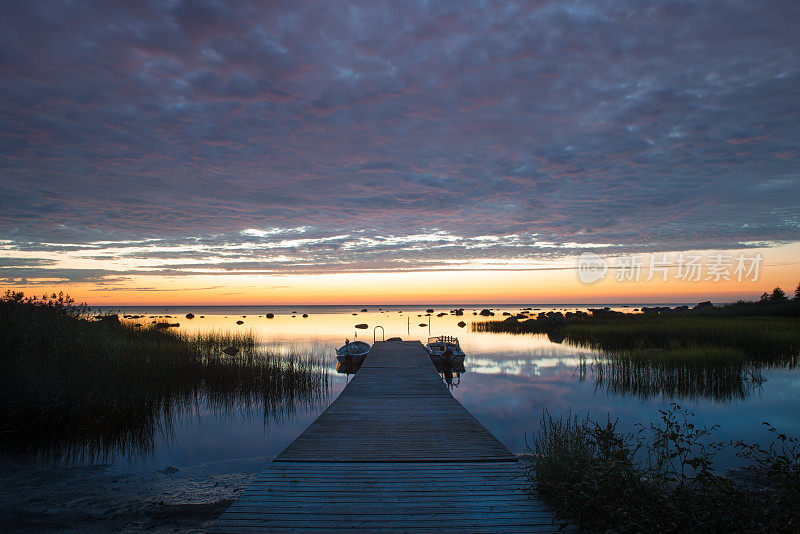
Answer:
1, 1, 798, 305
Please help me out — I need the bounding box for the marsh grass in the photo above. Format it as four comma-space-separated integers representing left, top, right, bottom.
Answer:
561, 316, 800, 360
476, 310, 798, 401
0, 292, 329, 461
526, 405, 800, 532
475, 315, 800, 361
583, 354, 765, 402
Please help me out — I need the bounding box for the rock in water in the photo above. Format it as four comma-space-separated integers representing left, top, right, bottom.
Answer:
355, 323, 368, 329
693, 300, 714, 310
236, 320, 244, 325
266, 313, 274, 318
185, 313, 195, 319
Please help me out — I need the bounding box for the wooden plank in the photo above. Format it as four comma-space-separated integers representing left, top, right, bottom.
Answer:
276, 342, 513, 463
211, 341, 564, 532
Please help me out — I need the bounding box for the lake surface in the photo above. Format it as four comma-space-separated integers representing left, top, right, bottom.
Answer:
4, 303, 798, 531
93, 303, 800, 474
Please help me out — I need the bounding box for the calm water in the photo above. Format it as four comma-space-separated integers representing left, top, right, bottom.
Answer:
88, 304, 800, 473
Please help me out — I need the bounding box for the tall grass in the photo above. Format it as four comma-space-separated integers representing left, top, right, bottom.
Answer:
561, 316, 800, 361
476, 312, 798, 401
583, 352, 765, 402
475, 315, 800, 362
526, 406, 800, 532
0, 292, 329, 461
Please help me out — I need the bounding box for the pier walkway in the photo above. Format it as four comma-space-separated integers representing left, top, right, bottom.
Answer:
212, 340, 560, 532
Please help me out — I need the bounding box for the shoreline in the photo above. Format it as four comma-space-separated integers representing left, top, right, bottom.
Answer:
0, 455, 268, 533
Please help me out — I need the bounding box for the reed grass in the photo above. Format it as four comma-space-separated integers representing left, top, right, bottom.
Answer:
475, 315, 800, 362
475, 304, 799, 401
0, 292, 329, 461
583, 351, 765, 402
562, 316, 800, 360
526, 406, 800, 532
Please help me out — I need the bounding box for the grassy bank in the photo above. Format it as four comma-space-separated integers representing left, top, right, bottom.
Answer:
562, 315, 799, 360
475, 296, 799, 401
0, 291, 329, 460
525, 406, 800, 532
476, 314, 800, 362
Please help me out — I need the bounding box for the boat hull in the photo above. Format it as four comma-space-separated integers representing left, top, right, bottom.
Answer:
427, 344, 466, 366
336, 341, 371, 364
449, 353, 465, 366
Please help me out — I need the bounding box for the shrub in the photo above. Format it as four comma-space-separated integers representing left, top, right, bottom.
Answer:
525, 404, 800, 532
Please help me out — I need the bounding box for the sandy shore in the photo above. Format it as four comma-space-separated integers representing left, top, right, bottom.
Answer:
0, 456, 269, 533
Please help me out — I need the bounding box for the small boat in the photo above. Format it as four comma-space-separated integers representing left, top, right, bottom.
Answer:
336, 340, 371, 364
426, 336, 466, 366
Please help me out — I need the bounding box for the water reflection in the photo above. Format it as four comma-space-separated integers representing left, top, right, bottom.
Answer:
336, 360, 362, 378
5, 347, 331, 464
581, 357, 768, 402
435, 360, 466, 389
99, 305, 800, 469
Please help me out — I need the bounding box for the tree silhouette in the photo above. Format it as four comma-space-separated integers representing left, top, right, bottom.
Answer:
770, 287, 787, 301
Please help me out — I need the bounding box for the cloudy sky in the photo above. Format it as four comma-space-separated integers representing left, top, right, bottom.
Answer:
1, 1, 798, 303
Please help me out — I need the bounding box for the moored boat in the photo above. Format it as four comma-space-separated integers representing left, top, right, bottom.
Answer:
426, 336, 466, 365
336, 340, 371, 364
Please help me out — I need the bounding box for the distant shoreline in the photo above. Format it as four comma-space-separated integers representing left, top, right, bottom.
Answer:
91, 301, 705, 310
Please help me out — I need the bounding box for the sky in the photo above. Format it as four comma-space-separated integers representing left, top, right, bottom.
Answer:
1, 0, 799, 305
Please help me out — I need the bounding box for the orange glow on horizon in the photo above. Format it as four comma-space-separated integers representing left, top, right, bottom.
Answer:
3, 243, 798, 306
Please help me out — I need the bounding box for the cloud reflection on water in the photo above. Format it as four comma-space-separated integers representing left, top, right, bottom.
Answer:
103, 305, 800, 471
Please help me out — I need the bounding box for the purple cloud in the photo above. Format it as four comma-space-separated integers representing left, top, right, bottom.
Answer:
1, 1, 799, 282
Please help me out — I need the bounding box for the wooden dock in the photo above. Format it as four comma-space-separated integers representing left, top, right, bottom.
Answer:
211, 340, 561, 532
